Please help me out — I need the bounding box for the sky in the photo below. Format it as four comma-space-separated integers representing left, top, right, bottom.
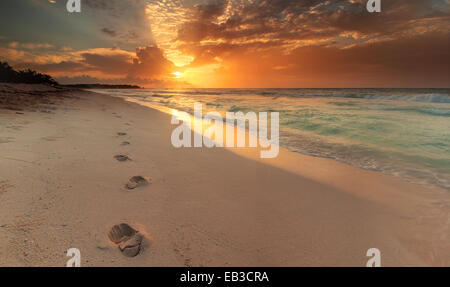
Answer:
0, 0, 449, 88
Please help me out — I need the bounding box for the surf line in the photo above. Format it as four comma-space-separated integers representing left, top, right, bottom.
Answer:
171, 103, 279, 159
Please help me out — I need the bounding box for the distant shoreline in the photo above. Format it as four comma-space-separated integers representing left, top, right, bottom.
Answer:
62, 84, 142, 89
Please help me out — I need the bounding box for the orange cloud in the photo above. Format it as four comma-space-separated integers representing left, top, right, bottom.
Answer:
172, 0, 450, 87
1, 0, 448, 88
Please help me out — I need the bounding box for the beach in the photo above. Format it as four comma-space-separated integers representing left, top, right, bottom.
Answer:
0, 84, 448, 266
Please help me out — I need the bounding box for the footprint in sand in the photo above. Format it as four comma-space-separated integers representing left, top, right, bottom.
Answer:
114, 155, 131, 162
6, 125, 23, 131
0, 137, 13, 144
0, 180, 13, 194
117, 132, 127, 136
125, 176, 150, 190
121, 141, 130, 146
108, 223, 144, 257
41, 136, 63, 142
112, 112, 122, 118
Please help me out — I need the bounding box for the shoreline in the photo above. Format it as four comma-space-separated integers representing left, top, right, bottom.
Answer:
99, 88, 450, 191
123, 94, 447, 192
0, 85, 448, 266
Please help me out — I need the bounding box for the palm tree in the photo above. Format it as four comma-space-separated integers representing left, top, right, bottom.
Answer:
0, 61, 18, 82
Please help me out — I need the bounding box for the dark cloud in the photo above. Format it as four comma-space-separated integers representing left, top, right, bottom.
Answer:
21, 46, 176, 84
193, 0, 228, 21
22, 61, 88, 73
174, 0, 449, 87
204, 31, 450, 88
177, 0, 449, 45
3, 0, 449, 87
128, 46, 176, 80
84, 0, 155, 45
101, 28, 117, 37
282, 31, 450, 87
80, 52, 132, 75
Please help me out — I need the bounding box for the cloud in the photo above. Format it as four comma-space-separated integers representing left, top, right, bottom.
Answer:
8, 46, 177, 86
101, 28, 117, 37
176, 0, 450, 55
0, 46, 69, 65
8, 42, 54, 50
128, 46, 176, 79
169, 0, 450, 87
30, 61, 87, 73
202, 31, 450, 88
83, 0, 155, 46
80, 51, 133, 75
2, 0, 449, 87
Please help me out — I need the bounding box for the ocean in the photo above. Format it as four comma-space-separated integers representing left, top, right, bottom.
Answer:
93, 88, 450, 190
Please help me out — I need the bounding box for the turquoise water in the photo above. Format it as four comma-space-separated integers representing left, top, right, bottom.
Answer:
95, 88, 450, 190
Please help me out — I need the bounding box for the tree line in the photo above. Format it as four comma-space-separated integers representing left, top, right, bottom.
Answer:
0, 61, 58, 86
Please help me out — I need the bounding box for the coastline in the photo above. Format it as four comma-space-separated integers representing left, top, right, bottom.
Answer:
0, 85, 448, 266
99, 88, 450, 191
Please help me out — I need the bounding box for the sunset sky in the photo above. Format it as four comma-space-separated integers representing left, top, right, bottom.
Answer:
0, 0, 449, 88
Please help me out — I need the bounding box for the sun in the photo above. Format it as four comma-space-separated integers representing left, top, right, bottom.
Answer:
173, 72, 182, 78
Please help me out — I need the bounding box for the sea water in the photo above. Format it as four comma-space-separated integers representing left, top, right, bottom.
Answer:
94, 88, 450, 190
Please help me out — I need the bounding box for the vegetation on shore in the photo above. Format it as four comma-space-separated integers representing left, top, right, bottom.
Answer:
63, 84, 141, 89
0, 61, 58, 86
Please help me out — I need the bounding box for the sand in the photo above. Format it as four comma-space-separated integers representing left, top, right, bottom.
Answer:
0, 84, 448, 266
